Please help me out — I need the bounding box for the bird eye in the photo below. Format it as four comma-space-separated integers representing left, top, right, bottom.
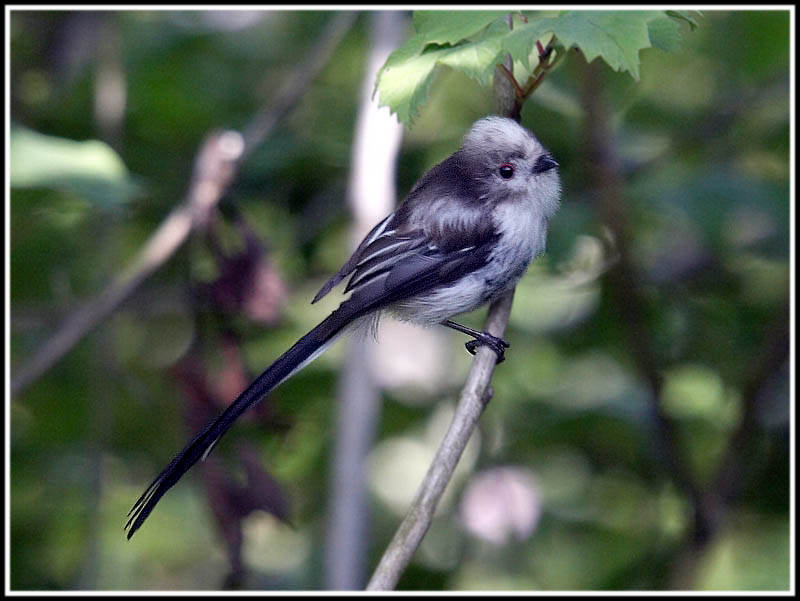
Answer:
499, 163, 514, 179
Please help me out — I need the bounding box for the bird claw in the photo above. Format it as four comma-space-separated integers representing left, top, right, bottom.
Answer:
464, 335, 510, 363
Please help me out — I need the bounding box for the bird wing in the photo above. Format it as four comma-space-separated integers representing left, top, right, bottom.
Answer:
311, 212, 396, 304
333, 223, 500, 318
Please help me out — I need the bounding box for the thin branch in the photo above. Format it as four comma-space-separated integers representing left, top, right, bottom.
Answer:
10, 12, 357, 399
240, 12, 357, 158
493, 14, 519, 120
520, 37, 562, 98
367, 291, 514, 591
497, 64, 526, 101
494, 34, 562, 121
367, 12, 524, 590
11, 130, 241, 398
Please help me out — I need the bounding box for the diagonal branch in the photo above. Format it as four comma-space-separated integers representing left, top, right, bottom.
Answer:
367, 290, 515, 591
10, 12, 357, 399
11, 130, 242, 398
367, 13, 525, 591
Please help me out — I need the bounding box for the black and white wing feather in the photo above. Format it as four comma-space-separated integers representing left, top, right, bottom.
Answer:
314, 218, 500, 318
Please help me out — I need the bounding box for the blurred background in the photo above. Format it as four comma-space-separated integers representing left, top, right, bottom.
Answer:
8, 9, 792, 591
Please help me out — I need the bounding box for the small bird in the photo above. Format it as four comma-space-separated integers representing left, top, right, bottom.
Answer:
126, 115, 561, 538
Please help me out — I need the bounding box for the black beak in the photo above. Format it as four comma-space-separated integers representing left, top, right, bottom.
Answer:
533, 153, 559, 174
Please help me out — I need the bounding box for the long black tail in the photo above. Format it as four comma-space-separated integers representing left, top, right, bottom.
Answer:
125, 307, 353, 539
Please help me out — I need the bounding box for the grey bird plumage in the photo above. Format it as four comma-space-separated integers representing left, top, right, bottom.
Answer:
126, 116, 561, 538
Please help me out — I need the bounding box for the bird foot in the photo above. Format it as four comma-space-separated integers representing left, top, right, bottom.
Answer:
464, 334, 510, 363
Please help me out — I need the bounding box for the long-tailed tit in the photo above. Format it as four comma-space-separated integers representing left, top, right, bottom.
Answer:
126, 115, 561, 538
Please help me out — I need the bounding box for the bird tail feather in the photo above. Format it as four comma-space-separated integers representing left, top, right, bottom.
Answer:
125, 307, 352, 539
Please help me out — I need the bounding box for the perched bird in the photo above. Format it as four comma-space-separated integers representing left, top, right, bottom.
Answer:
126, 115, 561, 538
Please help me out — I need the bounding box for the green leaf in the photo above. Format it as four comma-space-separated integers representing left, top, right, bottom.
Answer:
412, 10, 508, 42
412, 10, 510, 45
666, 10, 701, 30
375, 19, 508, 124
10, 125, 138, 207
649, 10, 701, 52
506, 10, 694, 77
548, 11, 658, 81
442, 19, 510, 84
374, 37, 442, 126
648, 15, 683, 53
378, 9, 697, 124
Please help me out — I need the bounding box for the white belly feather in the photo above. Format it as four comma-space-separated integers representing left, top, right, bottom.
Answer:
391, 198, 548, 325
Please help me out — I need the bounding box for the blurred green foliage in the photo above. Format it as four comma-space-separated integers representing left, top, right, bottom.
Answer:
9, 9, 790, 591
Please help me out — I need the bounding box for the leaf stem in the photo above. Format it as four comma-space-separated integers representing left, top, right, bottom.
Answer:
496, 35, 563, 109
498, 63, 526, 101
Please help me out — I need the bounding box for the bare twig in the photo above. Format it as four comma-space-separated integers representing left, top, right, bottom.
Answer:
11, 130, 242, 398
367, 291, 514, 591
367, 12, 526, 590
240, 12, 357, 158
497, 35, 561, 103
497, 63, 526, 101
10, 12, 357, 398
493, 15, 519, 120
520, 36, 561, 98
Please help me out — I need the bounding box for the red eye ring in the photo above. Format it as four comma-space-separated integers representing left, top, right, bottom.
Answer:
498, 163, 514, 179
